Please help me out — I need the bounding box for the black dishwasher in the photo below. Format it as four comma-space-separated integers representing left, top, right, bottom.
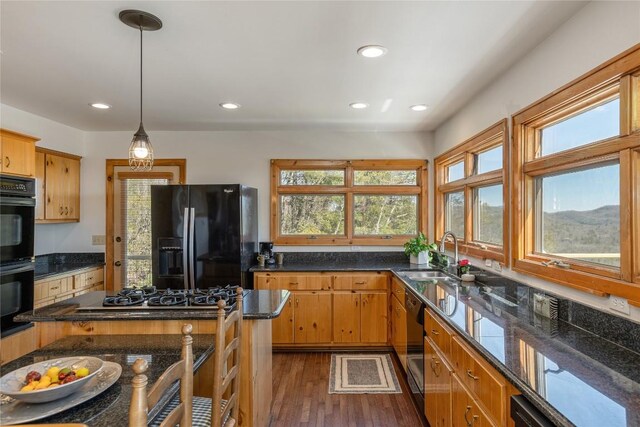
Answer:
511, 395, 555, 427
405, 292, 426, 414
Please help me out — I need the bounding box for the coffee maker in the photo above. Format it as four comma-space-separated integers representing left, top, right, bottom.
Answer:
259, 242, 275, 265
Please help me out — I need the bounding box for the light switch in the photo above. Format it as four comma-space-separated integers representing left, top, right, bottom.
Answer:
92, 235, 106, 245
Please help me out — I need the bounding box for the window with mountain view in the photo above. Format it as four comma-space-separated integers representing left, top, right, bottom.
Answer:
435, 120, 508, 263
512, 46, 640, 299
271, 160, 427, 245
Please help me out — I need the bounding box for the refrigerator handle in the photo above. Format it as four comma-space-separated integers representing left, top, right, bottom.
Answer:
189, 207, 196, 290
183, 207, 190, 290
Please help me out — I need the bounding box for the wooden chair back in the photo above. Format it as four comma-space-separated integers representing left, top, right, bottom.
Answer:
129, 324, 194, 427
212, 287, 243, 427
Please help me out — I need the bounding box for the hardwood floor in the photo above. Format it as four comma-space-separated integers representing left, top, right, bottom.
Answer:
271, 352, 426, 427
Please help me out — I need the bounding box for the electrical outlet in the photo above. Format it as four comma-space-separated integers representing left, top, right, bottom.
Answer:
484, 259, 492, 267
92, 235, 106, 245
351, 246, 362, 251
609, 295, 630, 315
492, 260, 502, 272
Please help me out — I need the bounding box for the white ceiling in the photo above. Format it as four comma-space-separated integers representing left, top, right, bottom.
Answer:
0, 1, 586, 132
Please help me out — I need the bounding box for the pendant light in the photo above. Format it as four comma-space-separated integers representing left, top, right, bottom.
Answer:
119, 10, 162, 171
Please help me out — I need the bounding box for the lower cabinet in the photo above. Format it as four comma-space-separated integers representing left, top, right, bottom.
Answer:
425, 336, 452, 427
254, 271, 389, 346
294, 292, 332, 343
451, 374, 495, 427
333, 291, 388, 344
34, 266, 105, 309
391, 293, 407, 370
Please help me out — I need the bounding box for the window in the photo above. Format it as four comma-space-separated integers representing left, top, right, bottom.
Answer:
271, 160, 427, 245
512, 44, 640, 301
435, 120, 508, 263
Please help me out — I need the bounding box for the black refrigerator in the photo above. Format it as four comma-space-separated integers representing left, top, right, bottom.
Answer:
151, 184, 258, 290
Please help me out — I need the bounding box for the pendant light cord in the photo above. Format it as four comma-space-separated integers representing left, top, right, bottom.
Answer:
139, 22, 143, 124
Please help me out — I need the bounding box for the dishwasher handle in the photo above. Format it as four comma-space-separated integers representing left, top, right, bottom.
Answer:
405, 293, 426, 326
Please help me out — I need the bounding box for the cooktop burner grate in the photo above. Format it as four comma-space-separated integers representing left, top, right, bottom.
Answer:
97, 285, 243, 310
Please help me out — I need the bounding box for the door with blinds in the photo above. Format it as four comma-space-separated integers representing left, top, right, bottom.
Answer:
108, 162, 184, 290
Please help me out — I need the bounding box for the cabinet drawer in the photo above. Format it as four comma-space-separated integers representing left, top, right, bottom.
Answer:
451, 336, 506, 425
452, 374, 496, 427
333, 273, 387, 290
84, 268, 103, 287
279, 275, 332, 290
425, 308, 454, 360
391, 277, 406, 307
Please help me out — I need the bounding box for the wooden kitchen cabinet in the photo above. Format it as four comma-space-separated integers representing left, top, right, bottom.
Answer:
273, 295, 294, 344
255, 271, 389, 347
391, 293, 407, 370
0, 326, 37, 366
35, 147, 81, 222
425, 336, 453, 427
294, 292, 332, 343
0, 129, 38, 177
451, 374, 496, 427
333, 292, 361, 343
361, 292, 388, 343
333, 291, 389, 344
34, 266, 104, 309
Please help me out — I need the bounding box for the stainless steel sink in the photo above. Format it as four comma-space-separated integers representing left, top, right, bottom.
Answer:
398, 271, 451, 281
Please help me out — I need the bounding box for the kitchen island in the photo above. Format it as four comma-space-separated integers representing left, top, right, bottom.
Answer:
14, 289, 290, 427
0, 334, 214, 426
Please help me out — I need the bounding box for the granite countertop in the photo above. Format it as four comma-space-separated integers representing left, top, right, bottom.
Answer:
15, 289, 290, 322
34, 253, 105, 280
0, 334, 214, 426
394, 271, 640, 427
251, 253, 640, 427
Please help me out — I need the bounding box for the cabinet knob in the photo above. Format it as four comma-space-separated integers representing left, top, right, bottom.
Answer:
114, 261, 122, 267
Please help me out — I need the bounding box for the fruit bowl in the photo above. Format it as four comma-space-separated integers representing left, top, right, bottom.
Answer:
0, 356, 104, 403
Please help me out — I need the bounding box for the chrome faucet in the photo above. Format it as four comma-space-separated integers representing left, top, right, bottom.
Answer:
439, 231, 459, 266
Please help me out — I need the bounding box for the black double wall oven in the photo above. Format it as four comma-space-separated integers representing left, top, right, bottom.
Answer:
0, 175, 36, 337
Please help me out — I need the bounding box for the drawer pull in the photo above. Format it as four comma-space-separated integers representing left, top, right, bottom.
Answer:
466, 369, 479, 381
355, 281, 366, 285
289, 282, 299, 285
4, 156, 10, 167
50, 286, 59, 291
431, 329, 439, 336
464, 406, 478, 426
430, 358, 441, 376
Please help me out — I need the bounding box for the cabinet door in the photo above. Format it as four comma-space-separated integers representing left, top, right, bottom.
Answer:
0, 132, 35, 177
361, 292, 388, 343
45, 154, 65, 219
65, 157, 80, 219
294, 292, 332, 343
35, 150, 46, 220
391, 294, 407, 370
273, 295, 295, 344
425, 337, 452, 427
333, 292, 360, 343
451, 375, 495, 427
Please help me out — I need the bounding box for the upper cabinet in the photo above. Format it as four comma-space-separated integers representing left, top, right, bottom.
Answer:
35, 147, 81, 223
0, 129, 38, 177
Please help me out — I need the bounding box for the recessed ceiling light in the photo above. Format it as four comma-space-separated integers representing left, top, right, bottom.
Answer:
90, 103, 111, 109
220, 102, 241, 110
349, 102, 369, 109
410, 104, 428, 112
357, 45, 388, 58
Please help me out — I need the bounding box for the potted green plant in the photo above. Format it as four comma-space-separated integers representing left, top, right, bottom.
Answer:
404, 233, 437, 265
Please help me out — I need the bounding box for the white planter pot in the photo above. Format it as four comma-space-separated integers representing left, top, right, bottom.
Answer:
410, 251, 430, 265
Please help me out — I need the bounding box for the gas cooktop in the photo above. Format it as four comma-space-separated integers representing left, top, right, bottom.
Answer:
77, 285, 245, 311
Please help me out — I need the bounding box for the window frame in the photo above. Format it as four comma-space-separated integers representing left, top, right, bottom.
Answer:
434, 119, 509, 264
511, 43, 640, 302
271, 159, 428, 245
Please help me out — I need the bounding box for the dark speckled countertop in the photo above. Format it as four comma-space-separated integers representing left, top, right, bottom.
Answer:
15, 290, 290, 322
0, 334, 214, 426
34, 253, 105, 280
252, 252, 640, 427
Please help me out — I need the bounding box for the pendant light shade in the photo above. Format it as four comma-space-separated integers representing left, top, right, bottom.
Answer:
129, 123, 154, 171
120, 10, 162, 171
